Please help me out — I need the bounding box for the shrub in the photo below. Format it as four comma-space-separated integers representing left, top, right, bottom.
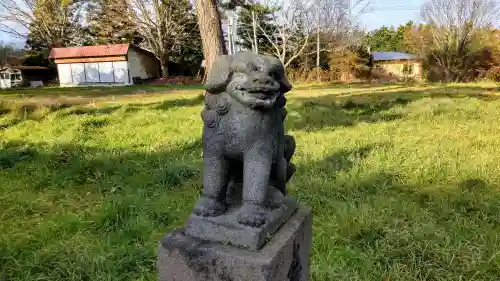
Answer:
485, 66, 500, 82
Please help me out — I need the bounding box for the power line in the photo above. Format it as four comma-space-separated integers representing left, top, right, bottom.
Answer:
370, 0, 500, 11
370, 6, 421, 11
371, 5, 421, 8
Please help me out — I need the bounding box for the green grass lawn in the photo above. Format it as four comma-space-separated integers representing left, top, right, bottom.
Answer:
1, 82, 500, 281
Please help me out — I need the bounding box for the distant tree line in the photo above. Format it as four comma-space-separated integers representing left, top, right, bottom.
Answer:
0, 0, 204, 77
0, 0, 498, 82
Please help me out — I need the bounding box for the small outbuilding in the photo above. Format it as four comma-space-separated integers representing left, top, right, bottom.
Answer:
0, 66, 54, 89
49, 44, 160, 87
370, 51, 422, 80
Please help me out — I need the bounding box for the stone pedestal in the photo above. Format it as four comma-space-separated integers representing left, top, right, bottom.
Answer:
185, 196, 298, 251
158, 205, 312, 281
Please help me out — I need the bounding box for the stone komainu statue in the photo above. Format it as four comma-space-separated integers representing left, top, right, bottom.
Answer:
192, 52, 296, 228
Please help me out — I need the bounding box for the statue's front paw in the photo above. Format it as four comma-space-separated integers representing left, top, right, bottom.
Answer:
193, 197, 227, 217
237, 203, 267, 228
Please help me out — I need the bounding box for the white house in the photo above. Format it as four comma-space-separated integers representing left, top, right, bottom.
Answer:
0, 68, 20, 89
49, 44, 160, 87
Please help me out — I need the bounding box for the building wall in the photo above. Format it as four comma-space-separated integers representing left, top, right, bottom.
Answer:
373, 60, 422, 79
57, 64, 73, 86
0, 68, 22, 88
56, 59, 131, 87
127, 48, 160, 82
53, 47, 159, 87
0, 79, 11, 89
0, 71, 11, 89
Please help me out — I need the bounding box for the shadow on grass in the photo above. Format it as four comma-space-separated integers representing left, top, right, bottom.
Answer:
296, 149, 500, 280
154, 94, 204, 110
0, 139, 202, 190
0, 84, 204, 98
0, 138, 203, 281
294, 81, 410, 91
350, 85, 500, 102
2, 137, 500, 280
0, 103, 121, 130
287, 94, 407, 131
0, 94, 206, 131
61, 105, 124, 116
58, 94, 204, 116
314, 144, 390, 175
287, 84, 500, 131
2, 82, 500, 280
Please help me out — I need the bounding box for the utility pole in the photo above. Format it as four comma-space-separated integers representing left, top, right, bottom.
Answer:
349, 0, 352, 25
232, 9, 237, 53
316, 0, 320, 82
252, 10, 258, 53
228, 19, 233, 55
227, 11, 237, 55
348, 0, 352, 42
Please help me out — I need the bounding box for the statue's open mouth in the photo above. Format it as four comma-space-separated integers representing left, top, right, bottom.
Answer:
252, 94, 275, 101
231, 90, 278, 109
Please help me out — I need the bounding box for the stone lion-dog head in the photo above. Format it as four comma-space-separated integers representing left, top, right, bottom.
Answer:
203, 52, 292, 110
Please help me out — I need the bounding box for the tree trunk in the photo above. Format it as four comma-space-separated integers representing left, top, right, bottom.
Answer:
195, 0, 227, 75
161, 60, 169, 78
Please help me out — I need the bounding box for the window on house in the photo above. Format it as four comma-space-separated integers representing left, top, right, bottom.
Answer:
11, 73, 21, 81
403, 64, 414, 75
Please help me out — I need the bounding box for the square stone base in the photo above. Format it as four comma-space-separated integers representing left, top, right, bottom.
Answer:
158, 205, 312, 281
185, 196, 298, 251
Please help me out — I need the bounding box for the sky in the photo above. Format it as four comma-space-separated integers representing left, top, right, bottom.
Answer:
0, 30, 24, 47
359, 0, 424, 30
0, 0, 425, 46
0, 33, 20, 45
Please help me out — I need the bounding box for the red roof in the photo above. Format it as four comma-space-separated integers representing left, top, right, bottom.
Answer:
49, 44, 130, 59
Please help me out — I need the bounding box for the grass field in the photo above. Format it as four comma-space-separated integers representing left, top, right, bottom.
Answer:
1, 82, 500, 281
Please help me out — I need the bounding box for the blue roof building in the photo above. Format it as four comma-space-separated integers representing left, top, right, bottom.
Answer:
369, 51, 421, 80
371, 51, 417, 61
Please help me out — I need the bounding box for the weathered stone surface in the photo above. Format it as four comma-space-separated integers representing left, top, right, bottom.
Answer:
185, 196, 297, 251
192, 52, 297, 230
158, 205, 311, 281
157, 52, 312, 281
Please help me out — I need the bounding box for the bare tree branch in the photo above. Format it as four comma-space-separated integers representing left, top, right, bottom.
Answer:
253, 0, 311, 68
421, 0, 500, 81
122, 0, 197, 76
0, 0, 83, 49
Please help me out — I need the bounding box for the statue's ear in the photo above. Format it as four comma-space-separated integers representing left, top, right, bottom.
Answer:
278, 72, 293, 94
268, 57, 292, 94
204, 55, 233, 94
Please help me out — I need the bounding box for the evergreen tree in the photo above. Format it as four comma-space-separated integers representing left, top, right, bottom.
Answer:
0, 42, 21, 67
168, 15, 204, 76
85, 0, 141, 45
363, 21, 415, 53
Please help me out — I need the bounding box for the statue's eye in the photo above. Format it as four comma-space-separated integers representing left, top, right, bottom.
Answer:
250, 64, 259, 73
251, 58, 265, 72
235, 73, 246, 80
